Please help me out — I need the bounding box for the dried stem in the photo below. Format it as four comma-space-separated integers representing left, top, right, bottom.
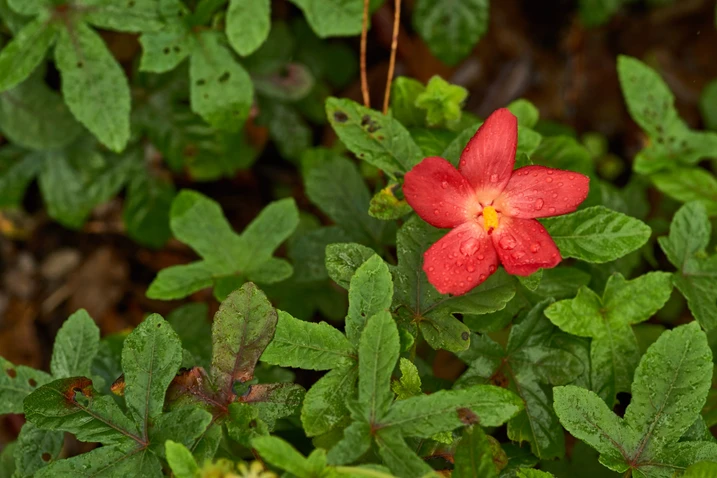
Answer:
360, 0, 371, 107
383, 0, 402, 115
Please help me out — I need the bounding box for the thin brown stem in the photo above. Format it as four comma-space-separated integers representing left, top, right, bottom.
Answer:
383, 0, 402, 114
360, 0, 371, 107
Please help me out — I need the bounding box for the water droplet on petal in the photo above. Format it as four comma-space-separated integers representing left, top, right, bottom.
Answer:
488, 265, 496, 273
459, 238, 480, 256
534, 198, 544, 210
441, 181, 448, 189
479, 274, 486, 281
466, 264, 476, 272
552, 193, 558, 199
530, 243, 540, 253
546, 177, 553, 183
499, 235, 517, 250
512, 251, 526, 260
477, 254, 484, 260
459, 281, 465, 288
548, 207, 556, 213
434, 209, 440, 215
428, 267, 435, 272
547, 170, 554, 175
489, 173, 499, 183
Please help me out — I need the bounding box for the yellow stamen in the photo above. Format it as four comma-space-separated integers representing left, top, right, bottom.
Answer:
482, 206, 499, 232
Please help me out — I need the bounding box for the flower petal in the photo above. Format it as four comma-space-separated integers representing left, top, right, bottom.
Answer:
492, 216, 561, 276
404, 156, 478, 228
494, 166, 590, 218
459, 108, 517, 203
423, 221, 499, 296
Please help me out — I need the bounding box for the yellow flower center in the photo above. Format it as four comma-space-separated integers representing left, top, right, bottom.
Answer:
482, 206, 499, 232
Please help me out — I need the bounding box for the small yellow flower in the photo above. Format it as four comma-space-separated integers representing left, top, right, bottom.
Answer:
235, 461, 277, 478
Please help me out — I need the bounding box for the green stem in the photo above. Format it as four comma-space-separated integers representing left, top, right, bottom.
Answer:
193, 0, 227, 25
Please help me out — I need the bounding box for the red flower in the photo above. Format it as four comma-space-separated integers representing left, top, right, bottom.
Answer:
403, 108, 590, 296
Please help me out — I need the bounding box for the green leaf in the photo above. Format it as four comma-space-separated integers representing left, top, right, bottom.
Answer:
289, 0, 362, 38
517, 470, 555, 478
508, 99, 540, 128
0, 71, 83, 150
414, 75, 468, 127
149, 407, 213, 457
253, 435, 313, 477
138, 26, 193, 73
190, 31, 254, 131
326, 420, 372, 465
245, 383, 305, 429
625, 323, 713, 456
531, 135, 594, 176
165, 441, 200, 478
211, 283, 278, 402
359, 311, 400, 425
122, 314, 182, 436
0, 356, 51, 414
39, 145, 134, 229
413, 0, 489, 66
392, 358, 422, 400
226, 0, 270, 56
453, 426, 499, 478
546, 272, 673, 405
458, 300, 582, 459
146, 262, 215, 300
122, 170, 175, 248
35, 446, 162, 478
390, 76, 426, 127
24, 377, 141, 445
0, 17, 56, 92
326, 97, 423, 178
554, 322, 715, 475
262, 100, 312, 159
301, 365, 358, 436
261, 310, 354, 370
0, 442, 16, 478
578, 0, 624, 27
325, 242, 377, 289
50, 309, 100, 379
347, 255, 394, 346
651, 167, 717, 216
12, 423, 63, 478
369, 183, 413, 220
685, 462, 717, 477
541, 206, 651, 263
383, 385, 523, 436
167, 303, 212, 370
55, 23, 131, 152
81, 0, 164, 32
148, 191, 298, 300
700, 79, 717, 131
617, 55, 717, 174
7, 0, 48, 15
374, 427, 434, 478
659, 202, 717, 331
0, 150, 43, 207
303, 150, 386, 245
